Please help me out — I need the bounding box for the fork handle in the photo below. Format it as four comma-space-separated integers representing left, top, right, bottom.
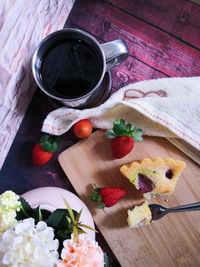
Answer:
166, 202, 200, 213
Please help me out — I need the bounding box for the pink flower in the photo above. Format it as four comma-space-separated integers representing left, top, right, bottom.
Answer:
57, 236, 104, 267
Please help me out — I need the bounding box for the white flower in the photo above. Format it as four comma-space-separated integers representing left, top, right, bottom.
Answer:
0, 191, 21, 211
0, 218, 59, 267
0, 208, 16, 235
0, 191, 21, 234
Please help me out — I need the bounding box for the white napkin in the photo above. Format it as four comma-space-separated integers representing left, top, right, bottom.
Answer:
42, 76, 200, 151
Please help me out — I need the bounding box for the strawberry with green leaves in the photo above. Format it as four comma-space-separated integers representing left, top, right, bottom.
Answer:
106, 119, 143, 159
32, 135, 61, 166
90, 186, 126, 208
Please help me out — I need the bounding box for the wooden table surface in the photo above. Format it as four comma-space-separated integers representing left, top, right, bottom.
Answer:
0, 0, 200, 266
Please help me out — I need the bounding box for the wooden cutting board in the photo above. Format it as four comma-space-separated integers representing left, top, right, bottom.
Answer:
58, 130, 200, 267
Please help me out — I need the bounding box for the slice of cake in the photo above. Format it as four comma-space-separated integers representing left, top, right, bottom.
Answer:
127, 202, 152, 228
120, 158, 186, 198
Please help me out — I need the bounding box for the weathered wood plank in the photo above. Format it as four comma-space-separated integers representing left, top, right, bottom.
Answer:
0, 0, 75, 169
106, 0, 200, 49
66, 0, 200, 77
111, 57, 167, 90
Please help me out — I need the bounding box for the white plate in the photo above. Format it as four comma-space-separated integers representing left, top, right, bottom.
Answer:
22, 186, 95, 240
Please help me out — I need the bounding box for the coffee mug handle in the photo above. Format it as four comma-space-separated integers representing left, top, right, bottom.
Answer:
101, 39, 129, 71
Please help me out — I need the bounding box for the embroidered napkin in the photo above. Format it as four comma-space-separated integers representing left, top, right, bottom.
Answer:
42, 76, 200, 151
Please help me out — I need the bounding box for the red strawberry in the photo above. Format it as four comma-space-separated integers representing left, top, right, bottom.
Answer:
111, 136, 134, 159
32, 135, 61, 166
90, 186, 126, 208
32, 143, 53, 166
106, 119, 143, 159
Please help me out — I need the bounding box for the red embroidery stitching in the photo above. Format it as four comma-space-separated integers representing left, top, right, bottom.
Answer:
128, 102, 200, 146
50, 110, 76, 134
123, 89, 167, 100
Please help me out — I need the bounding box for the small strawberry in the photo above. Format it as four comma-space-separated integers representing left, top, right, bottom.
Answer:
73, 119, 93, 139
90, 186, 126, 208
110, 136, 134, 159
32, 135, 61, 166
106, 119, 143, 159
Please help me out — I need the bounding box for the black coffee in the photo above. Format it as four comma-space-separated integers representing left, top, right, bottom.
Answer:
39, 39, 102, 98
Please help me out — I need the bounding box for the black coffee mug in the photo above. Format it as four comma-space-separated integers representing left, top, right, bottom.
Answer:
32, 28, 129, 108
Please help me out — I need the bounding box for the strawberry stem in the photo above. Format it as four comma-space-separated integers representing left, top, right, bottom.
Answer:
106, 119, 143, 141
40, 134, 61, 152
90, 186, 105, 209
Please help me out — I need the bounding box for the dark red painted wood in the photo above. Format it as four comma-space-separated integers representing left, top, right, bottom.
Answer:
66, 0, 200, 77
111, 57, 167, 89
106, 0, 200, 49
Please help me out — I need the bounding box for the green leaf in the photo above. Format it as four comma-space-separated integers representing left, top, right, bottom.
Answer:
20, 197, 32, 213
104, 252, 109, 267
56, 229, 71, 241
113, 119, 128, 136
94, 187, 100, 193
40, 135, 49, 143
90, 194, 102, 202
112, 119, 134, 136
16, 197, 33, 220
131, 129, 143, 141
106, 119, 143, 142
73, 226, 78, 237
40, 135, 61, 152
32, 206, 43, 221
62, 197, 75, 223
115, 119, 125, 125
77, 229, 87, 234
46, 209, 70, 230
98, 203, 105, 209
40, 209, 52, 220
126, 123, 132, 131
78, 223, 97, 232
66, 216, 71, 224
36, 207, 43, 221
105, 130, 117, 139
16, 209, 29, 221
75, 209, 83, 222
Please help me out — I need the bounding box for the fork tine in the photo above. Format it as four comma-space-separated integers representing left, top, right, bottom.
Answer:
148, 204, 167, 221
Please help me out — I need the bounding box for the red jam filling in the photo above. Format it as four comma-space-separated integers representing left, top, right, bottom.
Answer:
138, 173, 153, 193
165, 169, 173, 179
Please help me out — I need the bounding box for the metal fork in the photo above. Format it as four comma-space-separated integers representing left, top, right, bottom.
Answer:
149, 202, 200, 221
